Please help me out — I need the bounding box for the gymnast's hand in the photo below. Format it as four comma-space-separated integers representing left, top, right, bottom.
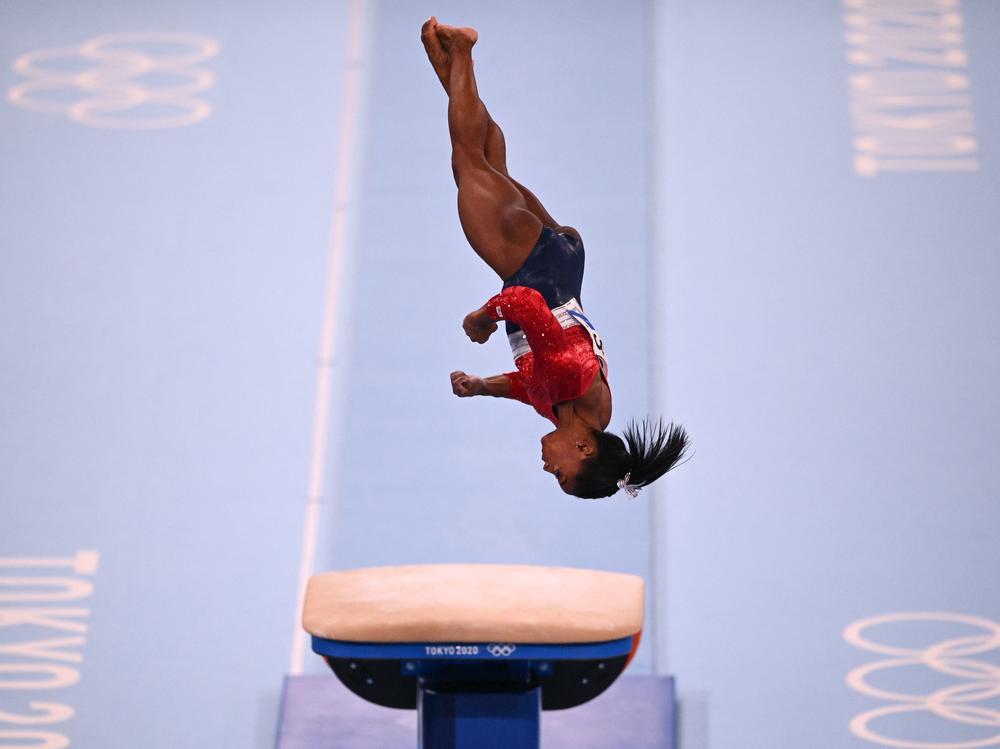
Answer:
462, 307, 498, 344
450, 371, 486, 397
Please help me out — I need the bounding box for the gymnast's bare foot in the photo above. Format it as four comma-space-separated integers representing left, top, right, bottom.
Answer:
420, 16, 450, 91
435, 23, 478, 52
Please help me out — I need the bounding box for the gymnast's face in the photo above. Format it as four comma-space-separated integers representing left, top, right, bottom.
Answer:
540, 430, 594, 494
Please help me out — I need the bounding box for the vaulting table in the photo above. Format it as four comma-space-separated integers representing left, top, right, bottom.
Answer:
302, 563, 646, 749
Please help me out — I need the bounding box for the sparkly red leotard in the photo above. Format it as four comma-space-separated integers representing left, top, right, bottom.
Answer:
484, 285, 608, 426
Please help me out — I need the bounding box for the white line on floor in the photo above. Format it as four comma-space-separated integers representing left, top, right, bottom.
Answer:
289, 0, 370, 676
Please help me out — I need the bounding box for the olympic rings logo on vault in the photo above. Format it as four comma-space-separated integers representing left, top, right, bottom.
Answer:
487, 644, 516, 657
844, 612, 1000, 748
6, 32, 220, 130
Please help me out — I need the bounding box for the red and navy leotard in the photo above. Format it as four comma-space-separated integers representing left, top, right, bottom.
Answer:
485, 286, 609, 426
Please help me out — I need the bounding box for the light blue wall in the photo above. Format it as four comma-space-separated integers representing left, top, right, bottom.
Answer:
1, 3, 353, 748
652, 0, 1000, 747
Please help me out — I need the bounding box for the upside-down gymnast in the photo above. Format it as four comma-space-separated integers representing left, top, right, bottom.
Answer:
423, 18, 689, 499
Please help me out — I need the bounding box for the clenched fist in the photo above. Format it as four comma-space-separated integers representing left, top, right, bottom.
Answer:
450, 370, 486, 397
463, 307, 497, 344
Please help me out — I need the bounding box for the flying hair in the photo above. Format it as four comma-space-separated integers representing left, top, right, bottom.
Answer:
572, 418, 690, 500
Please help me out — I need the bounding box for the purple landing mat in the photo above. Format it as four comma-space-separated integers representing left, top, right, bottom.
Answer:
275, 674, 676, 749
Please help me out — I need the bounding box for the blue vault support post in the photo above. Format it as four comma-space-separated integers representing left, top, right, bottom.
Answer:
418, 687, 541, 749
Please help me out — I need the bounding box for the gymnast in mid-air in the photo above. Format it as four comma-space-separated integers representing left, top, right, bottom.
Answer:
422, 18, 689, 499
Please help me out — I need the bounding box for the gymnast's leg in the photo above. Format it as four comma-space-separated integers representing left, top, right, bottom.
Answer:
430, 22, 544, 279
421, 18, 569, 238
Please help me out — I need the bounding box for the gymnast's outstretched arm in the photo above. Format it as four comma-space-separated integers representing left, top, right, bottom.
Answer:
451, 371, 531, 406
451, 371, 511, 398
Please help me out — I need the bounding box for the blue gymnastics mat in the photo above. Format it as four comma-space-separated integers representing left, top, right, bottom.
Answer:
275, 674, 676, 749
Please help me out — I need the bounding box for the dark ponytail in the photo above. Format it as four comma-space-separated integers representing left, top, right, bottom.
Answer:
572, 419, 690, 499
